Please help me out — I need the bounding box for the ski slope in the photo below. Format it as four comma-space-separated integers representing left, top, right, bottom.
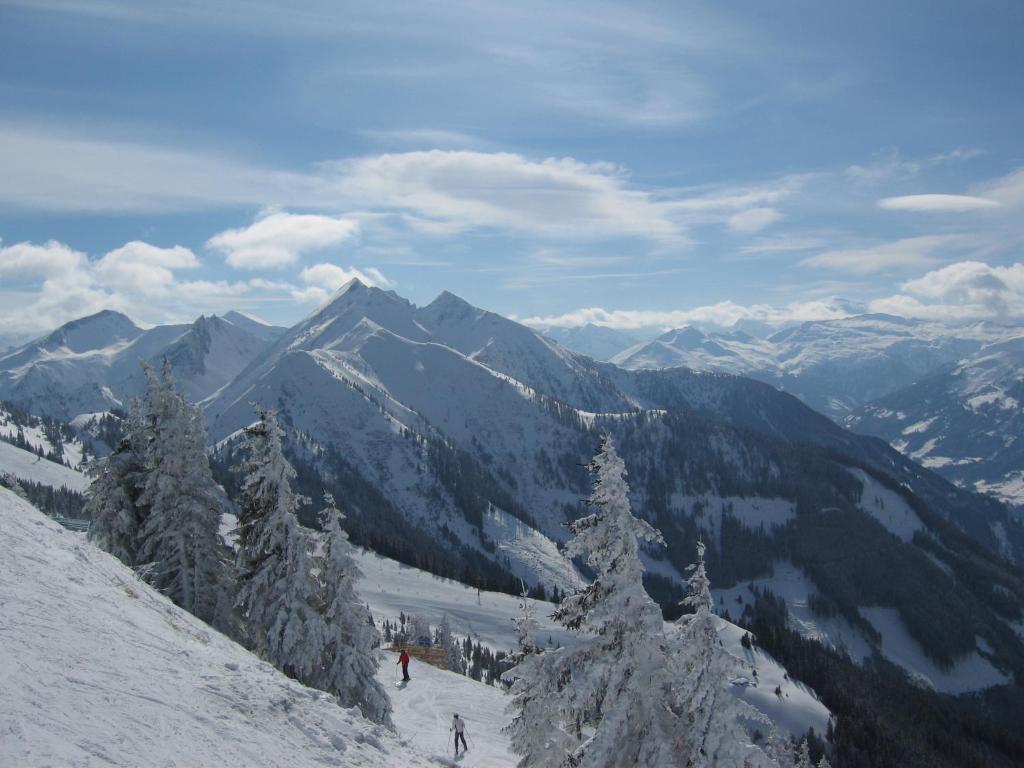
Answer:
354, 547, 577, 652
0, 439, 88, 492
355, 548, 831, 740
380, 653, 516, 767
0, 488, 435, 768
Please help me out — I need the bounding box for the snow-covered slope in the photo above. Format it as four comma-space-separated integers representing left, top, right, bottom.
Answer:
847, 335, 1024, 512
0, 488, 435, 768
0, 312, 277, 419
0, 440, 88, 492
712, 560, 1009, 694
222, 310, 288, 343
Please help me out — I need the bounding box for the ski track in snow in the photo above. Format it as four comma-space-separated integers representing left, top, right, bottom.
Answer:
379, 655, 515, 767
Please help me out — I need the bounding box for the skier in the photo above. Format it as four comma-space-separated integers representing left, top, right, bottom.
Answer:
397, 647, 411, 681
451, 713, 468, 756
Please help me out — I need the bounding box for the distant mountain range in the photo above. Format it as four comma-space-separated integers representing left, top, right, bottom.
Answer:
3, 282, 1024, 698
585, 314, 1024, 511
0, 310, 286, 418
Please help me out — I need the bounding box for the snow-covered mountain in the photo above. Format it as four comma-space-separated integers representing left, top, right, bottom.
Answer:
9, 282, 1024, 702
198, 281, 1024, 699
612, 314, 1013, 420
847, 335, 1024, 516
0, 311, 280, 419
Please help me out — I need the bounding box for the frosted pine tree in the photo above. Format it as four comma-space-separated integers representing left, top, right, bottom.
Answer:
671, 540, 770, 767
510, 582, 542, 663
85, 399, 149, 565
506, 434, 684, 768
136, 362, 225, 623
436, 614, 465, 674
316, 494, 393, 726
235, 407, 326, 682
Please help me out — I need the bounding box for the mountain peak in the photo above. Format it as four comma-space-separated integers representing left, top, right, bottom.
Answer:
423, 290, 475, 314
223, 310, 271, 327
39, 309, 142, 353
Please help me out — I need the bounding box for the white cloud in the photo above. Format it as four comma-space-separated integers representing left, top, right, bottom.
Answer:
877, 194, 1001, 213
521, 297, 854, 331
801, 235, 964, 274
727, 207, 781, 233
292, 262, 392, 304
0, 240, 87, 276
330, 150, 683, 241
207, 211, 360, 269
0, 238, 284, 336
94, 242, 199, 294
868, 261, 1024, 321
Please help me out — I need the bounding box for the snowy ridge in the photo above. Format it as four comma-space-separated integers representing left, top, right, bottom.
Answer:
0, 488, 436, 768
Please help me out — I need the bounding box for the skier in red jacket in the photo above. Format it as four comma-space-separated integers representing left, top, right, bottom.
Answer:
397, 648, 411, 681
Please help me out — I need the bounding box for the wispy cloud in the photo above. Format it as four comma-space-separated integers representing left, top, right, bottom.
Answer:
877, 194, 1001, 212
800, 235, 967, 274
727, 207, 782, 233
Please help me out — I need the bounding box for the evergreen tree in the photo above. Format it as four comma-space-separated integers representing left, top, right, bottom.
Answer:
316, 493, 393, 726
510, 581, 542, 664
235, 407, 326, 681
671, 540, 769, 767
506, 435, 683, 768
85, 399, 148, 564
136, 362, 225, 624
436, 614, 465, 674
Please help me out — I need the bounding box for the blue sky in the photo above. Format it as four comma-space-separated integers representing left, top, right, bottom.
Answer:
1, 0, 1023, 339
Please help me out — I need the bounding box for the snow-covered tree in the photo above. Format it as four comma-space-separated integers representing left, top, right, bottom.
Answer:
235, 407, 326, 681
670, 540, 769, 767
510, 581, 542, 663
506, 434, 684, 768
135, 362, 225, 624
315, 493, 393, 726
85, 400, 148, 565
436, 614, 464, 674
